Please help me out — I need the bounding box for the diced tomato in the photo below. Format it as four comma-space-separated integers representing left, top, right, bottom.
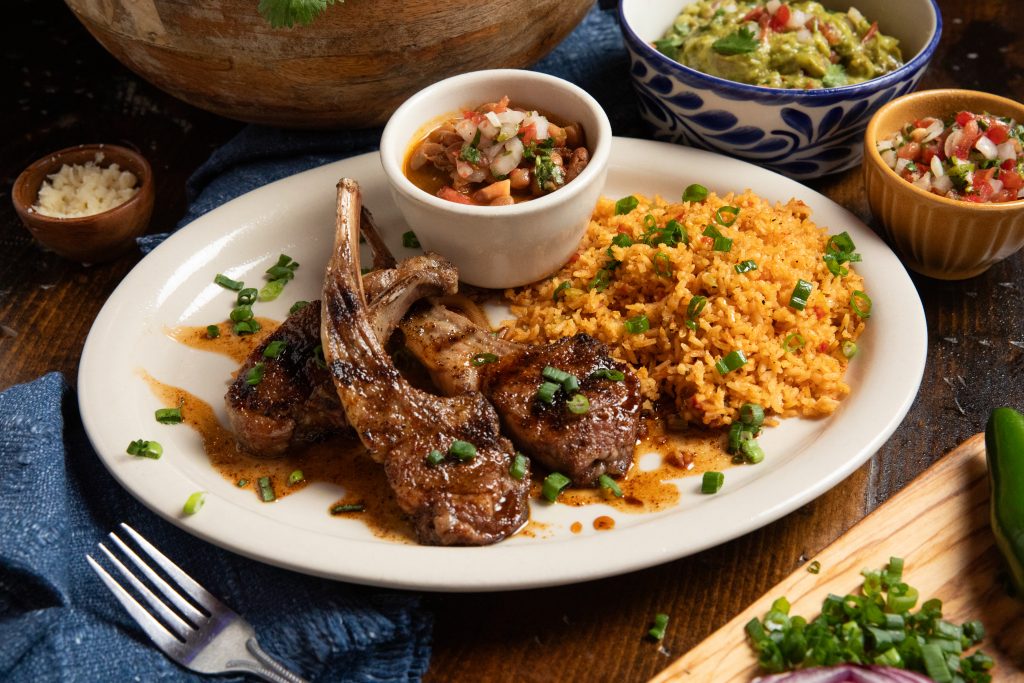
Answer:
963, 193, 985, 203
813, 306, 826, 320
1002, 170, 1024, 191
1001, 159, 1016, 171
955, 111, 974, 127
820, 21, 840, 45
701, 236, 714, 247
742, 6, 765, 21
914, 117, 936, 129
992, 189, 1017, 203
817, 342, 829, 353
986, 123, 1010, 145
519, 122, 537, 144
920, 143, 941, 166
769, 4, 791, 32
437, 186, 474, 205
861, 21, 879, 43
953, 120, 981, 160
974, 168, 996, 201
897, 142, 921, 161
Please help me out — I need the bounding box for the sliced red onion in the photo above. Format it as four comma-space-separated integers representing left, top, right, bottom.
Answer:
930, 154, 944, 177
753, 665, 933, 683
996, 141, 1017, 161
975, 134, 998, 160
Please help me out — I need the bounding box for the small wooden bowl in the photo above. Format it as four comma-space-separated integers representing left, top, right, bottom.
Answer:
12, 144, 154, 263
864, 90, 1024, 280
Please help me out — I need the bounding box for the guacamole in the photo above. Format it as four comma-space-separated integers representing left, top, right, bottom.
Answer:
656, 1, 903, 89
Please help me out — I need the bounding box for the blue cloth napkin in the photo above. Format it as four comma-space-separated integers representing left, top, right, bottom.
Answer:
1, 4, 634, 681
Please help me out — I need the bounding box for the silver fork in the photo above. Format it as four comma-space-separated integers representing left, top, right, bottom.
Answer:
87, 523, 308, 683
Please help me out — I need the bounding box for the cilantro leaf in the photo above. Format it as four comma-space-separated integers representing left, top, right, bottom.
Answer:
822, 63, 849, 88
711, 27, 759, 56
460, 144, 481, 164
654, 35, 684, 58
258, 0, 340, 28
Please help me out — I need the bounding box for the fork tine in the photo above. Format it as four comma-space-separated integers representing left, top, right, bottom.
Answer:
108, 531, 207, 623
98, 543, 194, 640
119, 523, 222, 612
87, 554, 186, 657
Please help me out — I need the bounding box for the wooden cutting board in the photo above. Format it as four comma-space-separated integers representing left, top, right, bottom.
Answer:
651, 433, 1024, 682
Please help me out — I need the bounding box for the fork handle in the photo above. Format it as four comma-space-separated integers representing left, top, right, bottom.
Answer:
225, 638, 309, 683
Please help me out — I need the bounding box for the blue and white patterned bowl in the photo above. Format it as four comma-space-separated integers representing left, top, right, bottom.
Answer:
619, 0, 942, 179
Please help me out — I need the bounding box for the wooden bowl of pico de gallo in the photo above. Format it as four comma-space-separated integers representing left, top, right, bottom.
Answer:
864, 89, 1024, 280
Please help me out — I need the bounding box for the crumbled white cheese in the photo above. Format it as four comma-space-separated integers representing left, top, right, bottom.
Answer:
32, 153, 139, 218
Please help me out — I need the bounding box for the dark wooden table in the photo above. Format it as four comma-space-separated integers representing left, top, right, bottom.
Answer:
3, 2, 1022, 682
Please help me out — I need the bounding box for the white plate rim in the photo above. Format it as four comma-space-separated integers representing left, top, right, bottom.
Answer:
78, 137, 926, 592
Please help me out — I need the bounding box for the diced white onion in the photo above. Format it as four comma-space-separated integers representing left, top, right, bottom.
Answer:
490, 137, 524, 177
997, 141, 1017, 161
766, 0, 780, 13
484, 142, 505, 161
881, 149, 897, 168
484, 111, 501, 127
913, 172, 932, 191
788, 9, 807, 29
895, 158, 911, 174
496, 109, 526, 125
531, 114, 550, 141
496, 122, 520, 143
921, 119, 945, 143
944, 130, 961, 159
930, 154, 944, 177
932, 174, 953, 194
876, 139, 894, 151
975, 134, 998, 160
796, 28, 812, 43
477, 119, 499, 140
456, 159, 474, 179
989, 178, 1004, 195
1017, 187, 1024, 198
455, 118, 478, 142
848, 7, 864, 22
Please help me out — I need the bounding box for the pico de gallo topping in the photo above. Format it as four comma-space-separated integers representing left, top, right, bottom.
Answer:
404, 96, 590, 206
877, 111, 1024, 203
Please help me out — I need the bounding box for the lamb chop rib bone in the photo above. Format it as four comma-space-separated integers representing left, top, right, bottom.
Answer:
321, 179, 529, 546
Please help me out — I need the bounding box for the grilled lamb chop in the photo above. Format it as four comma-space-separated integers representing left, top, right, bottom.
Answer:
321, 178, 529, 545
399, 304, 641, 486
225, 252, 458, 457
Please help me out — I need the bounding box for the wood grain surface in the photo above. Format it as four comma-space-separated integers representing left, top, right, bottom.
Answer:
2, 2, 1024, 682
653, 433, 1024, 682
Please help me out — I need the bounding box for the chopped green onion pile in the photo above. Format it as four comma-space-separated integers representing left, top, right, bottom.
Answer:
234, 320, 261, 335
702, 224, 733, 252
237, 288, 258, 306
727, 401, 767, 464
542, 472, 571, 502
745, 557, 993, 681
126, 439, 162, 459
154, 407, 183, 424
701, 471, 724, 494
182, 492, 206, 516
824, 231, 862, 277
260, 254, 299, 302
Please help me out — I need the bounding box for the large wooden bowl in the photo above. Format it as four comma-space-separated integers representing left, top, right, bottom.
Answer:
64, 0, 594, 129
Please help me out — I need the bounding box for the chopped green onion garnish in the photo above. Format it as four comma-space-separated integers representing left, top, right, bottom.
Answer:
654, 251, 673, 278
470, 352, 498, 367
257, 476, 276, 502
214, 274, 244, 291
265, 254, 298, 281
553, 280, 571, 301
714, 206, 740, 227
542, 472, 572, 502
851, 290, 872, 318
590, 368, 625, 382
615, 195, 639, 215
542, 365, 571, 384
426, 449, 445, 466
842, 340, 859, 358
206, 324, 221, 339
788, 279, 813, 311
728, 422, 745, 454
624, 314, 649, 334
230, 305, 254, 322
588, 268, 612, 292
566, 394, 590, 415
246, 363, 265, 386
287, 469, 304, 486
126, 439, 162, 459
258, 279, 287, 302
237, 288, 258, 306
263, 340, 287, 359
739, 403, 764, 429
734, 260, 757, 274
330, 503, 365, 514
783, 332, 805, 353
739, 435, 765, 464
402, 231, 420, 248
648, 613, 670, 641
701, 471, 724, 494
448, 440, 477, 461
289, 300, 309, 315
715, 350, 747, 375
154, 407, 183, 424
685, 295, 707, 331
236, 479, 249, 487
536, 381, 560, 404
234, 319, 261, 335
182, 491, 206, 515
682, 184, 708, 203
808, 560, 821, 574
509, 452, 528, 480
923, 643, 953, 683
598, 474, 623, 497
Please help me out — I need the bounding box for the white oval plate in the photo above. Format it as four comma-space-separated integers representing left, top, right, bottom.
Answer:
79, 138, 926, 592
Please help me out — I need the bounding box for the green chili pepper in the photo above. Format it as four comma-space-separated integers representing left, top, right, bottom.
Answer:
986, 407, 1024, 596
